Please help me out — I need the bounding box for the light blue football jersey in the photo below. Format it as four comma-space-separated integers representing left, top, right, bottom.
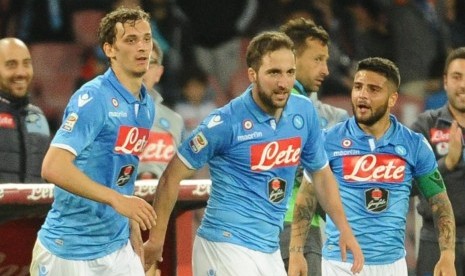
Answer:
178, 87, 328, 253
38, 69, 155, 260
323, 115, 437, 264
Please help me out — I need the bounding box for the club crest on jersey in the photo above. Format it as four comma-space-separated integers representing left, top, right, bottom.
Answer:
159, 117, 171, 130
114, 126, 149, 155
320, 117, 328, 128
251, 137, 301, 171
189, 131, 208, 153
62, 113, 78, 132
293, 115, 304, 129
394, 145, 407, 156
365, 187, 388, 212
116, 164, 135, 186
268, 177, 286, 203
342, 154, 406, 182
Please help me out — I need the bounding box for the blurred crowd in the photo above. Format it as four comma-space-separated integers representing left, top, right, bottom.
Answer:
1, 0, 464, 133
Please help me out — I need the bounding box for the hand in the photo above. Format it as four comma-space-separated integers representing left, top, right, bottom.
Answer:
145, 263, 162, 276
288, 252, 307, 276
112, 195, 156, 231
143, 239, 164, 272
445, 121, 463, 170
434, 250, 456, 276
130, 220, 144, 266
339, 230, 364, 274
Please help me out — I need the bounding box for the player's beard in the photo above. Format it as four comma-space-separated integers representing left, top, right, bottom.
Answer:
256, 79, 289, 111
353, 100, 389, 127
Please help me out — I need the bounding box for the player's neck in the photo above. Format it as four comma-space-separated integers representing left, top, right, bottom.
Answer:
359, 116, 391, 140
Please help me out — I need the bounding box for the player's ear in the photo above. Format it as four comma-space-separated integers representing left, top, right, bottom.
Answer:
388, 91, 398, 108
248, 68, 257, 83
103, 42, 114, 59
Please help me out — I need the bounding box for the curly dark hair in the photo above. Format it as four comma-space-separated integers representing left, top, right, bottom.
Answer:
98, 6, 150, 50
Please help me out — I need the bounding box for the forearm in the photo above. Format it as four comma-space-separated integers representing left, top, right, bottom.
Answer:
290, 178, 317, 251
148, 174, 180, 243
313, 167, 352, 234
429, 192, 456, 253
148, 155, 193, 243
42, 147, 121, 206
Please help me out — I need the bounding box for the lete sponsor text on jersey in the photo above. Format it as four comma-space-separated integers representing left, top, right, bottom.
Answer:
250, 137, 301, 171
342, 154, 406, 182
139, 131, 176, 163
114, 126, 150, 155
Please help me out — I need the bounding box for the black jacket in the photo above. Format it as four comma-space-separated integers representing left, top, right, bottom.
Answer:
0, 91, 50, 183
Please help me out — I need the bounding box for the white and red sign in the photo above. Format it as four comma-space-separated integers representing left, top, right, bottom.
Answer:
114, 126, 149, 155
139, 132, 176, 163
251, 137, 301, 171
343, 154, 406, 182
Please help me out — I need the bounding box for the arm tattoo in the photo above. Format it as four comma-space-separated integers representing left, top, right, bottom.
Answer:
292, 181, 318, 239
429, 192, 456, 251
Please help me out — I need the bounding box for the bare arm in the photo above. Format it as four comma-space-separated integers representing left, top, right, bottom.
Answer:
290, 176, 318, 251
312, 165, 364, 273
42, 147, 156, 230
428, 191, 456, 275
288, 176, 318, 276
143, 154, 196, 270
289, 165, 363, 275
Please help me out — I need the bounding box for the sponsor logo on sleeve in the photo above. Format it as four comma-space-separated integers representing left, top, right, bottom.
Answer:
189, 132, 208, 153
250, 137, 301, 171
62, 113, 78, 132
114, 126, 150, 155
342, 154, 406, 182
